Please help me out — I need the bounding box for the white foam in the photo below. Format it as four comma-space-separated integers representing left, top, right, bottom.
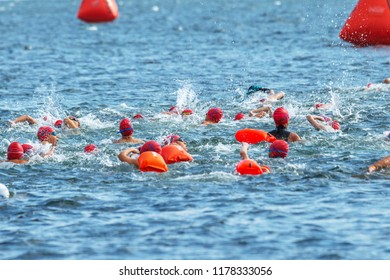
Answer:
0, 183, 10, 199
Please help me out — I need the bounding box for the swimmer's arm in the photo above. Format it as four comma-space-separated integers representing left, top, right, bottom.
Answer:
41, 144, 56, 158
289, 132, 301, 142
64, 118, 79, 129
118, 148, 140, 167
306, 115, 326, 131
249, 106, 272, 117
368, 155, 390, 173
240, 142, 250, 160
11, 115, 37, 125
271, 91, 285, 100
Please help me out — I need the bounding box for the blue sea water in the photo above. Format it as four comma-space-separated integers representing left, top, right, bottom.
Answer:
1, 0, 390, 260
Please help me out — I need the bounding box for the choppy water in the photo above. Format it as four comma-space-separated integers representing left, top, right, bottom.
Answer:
1, 0, 390, 260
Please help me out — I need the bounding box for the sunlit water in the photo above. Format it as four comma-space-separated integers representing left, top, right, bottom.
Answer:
1, 0, 390, 259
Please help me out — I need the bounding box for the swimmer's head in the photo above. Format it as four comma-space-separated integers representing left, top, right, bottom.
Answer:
315, 103, 324, 109
367, 83, 373, 88
169, 106, 179, 114
7, 142, 24, 160
181, 109, 193, 116
162, 134, 182, 146
119, 118, 134, 137
247, 85, 271, 95
54, 120, 63, 128
206, 108, 223, 123
84, 144, 97, 153
234, 112, 245, 121
37, 126, 56, 142
273, 107, 290, 127
330, 120, 340, 130
68, 116, 80, 127
133, 114, 143, 119
140, 141, 162, 154
22, 143, 34, 155
269, 140, 289, 158
383, 78, 390, 84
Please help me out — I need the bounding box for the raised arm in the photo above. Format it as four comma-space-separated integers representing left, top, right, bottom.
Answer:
306, 115, 326, 131
249, 106, 272, 118
11, 115, 37, 125
239, 142, 250, 160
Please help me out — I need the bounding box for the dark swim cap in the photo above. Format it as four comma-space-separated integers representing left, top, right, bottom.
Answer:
247, 85, 271, 95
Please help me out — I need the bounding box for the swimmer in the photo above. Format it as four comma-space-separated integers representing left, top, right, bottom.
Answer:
368, 155, 390, 173
384, 77, 390, 84
247, 85, 285, 103
202, 108, 223, 125
161, 134, 193, 164
249, 106, 272, 118
268, 140, 289, 158
314, 103, 332, 110
163, 106, 193, 117
306, 115, 340, 131
10, 115, 37, 125
54, 116, 80, 129
113, 118, 144, 144
268, 107, 300, 142
118, 140, 162, 168
0, 142, 29, 164
162, 135, 189, 151
234, 112, 245, 121
37, 126, 58, 158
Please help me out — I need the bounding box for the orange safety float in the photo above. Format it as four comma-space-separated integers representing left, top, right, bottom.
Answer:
339, 0, 390, 46
235, 129, 276, 144
138, 151, 168, 173
236, 159, 270, 176
161, 145, 193, 164
77, 0, 119, 23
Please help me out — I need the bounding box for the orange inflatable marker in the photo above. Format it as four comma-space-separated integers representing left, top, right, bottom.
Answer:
161, 145, 193, 164
236, 159, 270, 176
339, 0, 390, 46
235, 129, 276, 144
77, 0, 119, 23
138, 151, 168, 173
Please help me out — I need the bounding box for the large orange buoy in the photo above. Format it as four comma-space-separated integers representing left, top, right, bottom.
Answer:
235, 129, 276, 144
236, 159, 270, 176
138, 151, 168, 173
161, 145, 193, 164
339, 0, 390, 46
77, 0, 119, 23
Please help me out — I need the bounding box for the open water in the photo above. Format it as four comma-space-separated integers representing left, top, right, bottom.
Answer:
1, 0, 390, 259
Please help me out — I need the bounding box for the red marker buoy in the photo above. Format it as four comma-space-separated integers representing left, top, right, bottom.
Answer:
339, 0, 390, 46
77, 0, 119, 23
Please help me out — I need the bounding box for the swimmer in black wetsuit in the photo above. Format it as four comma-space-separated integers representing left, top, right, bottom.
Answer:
268, 107, 300, 142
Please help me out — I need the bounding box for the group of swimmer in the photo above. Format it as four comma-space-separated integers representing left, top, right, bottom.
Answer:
2, 78, 390, 174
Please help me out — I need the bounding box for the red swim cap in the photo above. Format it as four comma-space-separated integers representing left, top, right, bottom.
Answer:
181, 109, 193, 116
234, 112, 245, 121
54, 120, 63, 128
207, 108, 223, 123
162, 134, 181, 146
331, 120, 340, 130
84, 144, 97, 153
140, 141, 162, 154
119, 118, 134, 136
269, 140, 289, 158
259, 98, 266, 103
7, 142, 24, 160
169, 106, 179, 114
37, 126, 55, 142
273, 107, 290, 127
22, 143, 33, 155
133, 114, 143, 119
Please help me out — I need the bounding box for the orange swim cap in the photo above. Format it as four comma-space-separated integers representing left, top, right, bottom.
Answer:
273, 107, 290, 127
7, 142, 24, 160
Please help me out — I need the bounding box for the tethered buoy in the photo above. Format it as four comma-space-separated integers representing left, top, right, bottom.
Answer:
339, 0, 390, 46
77, 0, 119, 23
